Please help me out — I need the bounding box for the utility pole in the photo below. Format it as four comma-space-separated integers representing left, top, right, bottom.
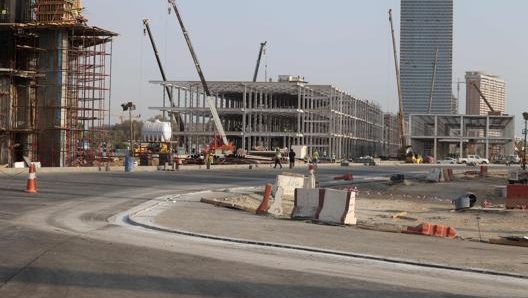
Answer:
388, 9, 406, 152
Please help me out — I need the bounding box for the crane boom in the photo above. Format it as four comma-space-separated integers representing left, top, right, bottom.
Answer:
252, 41, 267, 82
142, 19, 184, 132
470, 81, 500, 115
388, 9, 406, 151
428, 48, 439, 114
168, 0, 211, 97
168, 0, 229, 145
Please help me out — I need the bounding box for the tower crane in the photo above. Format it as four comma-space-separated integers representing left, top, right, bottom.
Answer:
253, 41, 267, 82
142, 19, 184, 134
167, 0, 232, 153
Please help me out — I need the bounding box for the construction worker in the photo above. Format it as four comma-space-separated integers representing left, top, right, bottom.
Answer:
288, 149, 296, 169
273, 148, 283, 169
312, 150, 319, 164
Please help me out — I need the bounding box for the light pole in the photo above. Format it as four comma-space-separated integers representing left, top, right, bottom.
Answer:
523, 112, 528, 170
121, 102, 136, 156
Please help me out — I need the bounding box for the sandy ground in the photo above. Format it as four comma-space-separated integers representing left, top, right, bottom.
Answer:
204, 170, 528, 242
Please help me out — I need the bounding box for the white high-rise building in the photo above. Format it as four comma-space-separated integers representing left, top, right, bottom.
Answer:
400, 0, 454, 117
465, 71, 506, 115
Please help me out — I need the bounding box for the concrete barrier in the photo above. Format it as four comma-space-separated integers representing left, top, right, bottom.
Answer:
275, 173, 305, 197
292, 188, 324, 219
316, 189, 357, 225
426, 168, 442, 182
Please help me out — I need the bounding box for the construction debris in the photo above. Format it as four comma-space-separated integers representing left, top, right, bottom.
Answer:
489, 236, 528, 247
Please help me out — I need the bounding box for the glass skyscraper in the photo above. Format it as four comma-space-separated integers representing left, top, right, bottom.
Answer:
400, 0, 453, 117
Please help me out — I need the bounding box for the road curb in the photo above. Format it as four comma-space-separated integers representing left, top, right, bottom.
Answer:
121, 189, 528, 280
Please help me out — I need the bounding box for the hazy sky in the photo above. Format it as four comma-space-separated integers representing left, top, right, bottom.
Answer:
83, 0, 528, 134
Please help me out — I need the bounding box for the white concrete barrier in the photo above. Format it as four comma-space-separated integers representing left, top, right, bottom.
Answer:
275, 173, 305, 196
426, 168, 442, 182
316, 189, 357, 225
268, 186, 284, 216
292, 188, 324, 219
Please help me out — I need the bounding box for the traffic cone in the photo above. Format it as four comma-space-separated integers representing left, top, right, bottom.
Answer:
25, 164, 37, 193
256, 183, 273, 214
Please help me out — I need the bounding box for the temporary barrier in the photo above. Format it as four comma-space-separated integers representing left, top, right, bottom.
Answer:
268, 186, 284, 216
256, 183, 273, 214
292, 188, 324, 219
447, 168, 454, 180
334, 173, 353, 181
506, 184, 528, 209
316, 189, 357, 225
404, 222, 457, 238
480, 166, 488, 177
426, 168, 442, 182
25, 164, 38, 193
275, 174, 305, 197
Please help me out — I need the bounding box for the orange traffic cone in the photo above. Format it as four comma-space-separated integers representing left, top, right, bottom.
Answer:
25, 164, 37, 193
256, 183, 273, 214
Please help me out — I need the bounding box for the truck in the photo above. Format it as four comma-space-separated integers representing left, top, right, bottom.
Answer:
457, 155, 489, 165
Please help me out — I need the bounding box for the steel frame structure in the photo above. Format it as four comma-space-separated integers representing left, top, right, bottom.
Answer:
150, 80, 389, 159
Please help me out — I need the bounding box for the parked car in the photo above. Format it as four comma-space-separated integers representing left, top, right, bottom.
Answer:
494, 155, 520, 165
457, 155, 489, 164
506, 155, 521, 164
436, 157, 456, 164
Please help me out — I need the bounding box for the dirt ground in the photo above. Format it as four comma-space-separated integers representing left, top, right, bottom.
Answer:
204, 169, 528, 242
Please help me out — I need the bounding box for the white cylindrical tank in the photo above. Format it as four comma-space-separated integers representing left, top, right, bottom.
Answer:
142, 120, 172, 142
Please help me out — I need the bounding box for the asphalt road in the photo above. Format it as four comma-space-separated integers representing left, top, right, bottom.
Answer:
0, 165, 526, 297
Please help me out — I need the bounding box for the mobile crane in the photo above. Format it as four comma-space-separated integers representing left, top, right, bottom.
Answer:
142, 19, 185, 134
253, 41, 267, 82
388, 9, 406, 157
167, 0, 234, 156
470, 82, 501, 115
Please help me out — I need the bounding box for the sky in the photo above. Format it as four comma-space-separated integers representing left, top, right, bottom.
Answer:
83, 0, 528, 135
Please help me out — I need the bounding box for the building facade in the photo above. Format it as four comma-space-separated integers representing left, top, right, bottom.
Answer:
465, 71, 506, 115
400, 0, 454, 117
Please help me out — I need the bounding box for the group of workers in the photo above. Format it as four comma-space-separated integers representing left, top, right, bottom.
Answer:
274, 148, 336, 169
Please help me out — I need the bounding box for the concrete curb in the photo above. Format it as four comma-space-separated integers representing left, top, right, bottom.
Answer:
121, 189, 528, 280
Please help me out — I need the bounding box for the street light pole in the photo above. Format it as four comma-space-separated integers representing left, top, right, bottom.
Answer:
129, 107, 133, 156
121, 102, 136, 157
523, 112, 528, 170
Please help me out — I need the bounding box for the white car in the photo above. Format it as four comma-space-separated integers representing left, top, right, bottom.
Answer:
436, 157, 456, 164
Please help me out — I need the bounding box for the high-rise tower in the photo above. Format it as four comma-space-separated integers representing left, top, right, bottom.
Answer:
400, 0, 453, 117
465, 71, 506, 115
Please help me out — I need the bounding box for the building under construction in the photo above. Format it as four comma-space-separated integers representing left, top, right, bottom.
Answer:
0, 0, 115, 167
152, 76, 399, 159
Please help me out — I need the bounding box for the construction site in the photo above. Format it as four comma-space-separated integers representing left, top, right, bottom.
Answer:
0, 0, 115, 167
0, 0, 401, 168
150, 77, 399, 161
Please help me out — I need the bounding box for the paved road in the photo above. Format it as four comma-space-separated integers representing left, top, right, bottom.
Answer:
0, 165, 526, 297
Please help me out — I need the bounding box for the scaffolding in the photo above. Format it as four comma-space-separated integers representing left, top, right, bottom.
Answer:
35, 0, 82, 23
150, 79, 387, 159
0, 0, 115, 167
